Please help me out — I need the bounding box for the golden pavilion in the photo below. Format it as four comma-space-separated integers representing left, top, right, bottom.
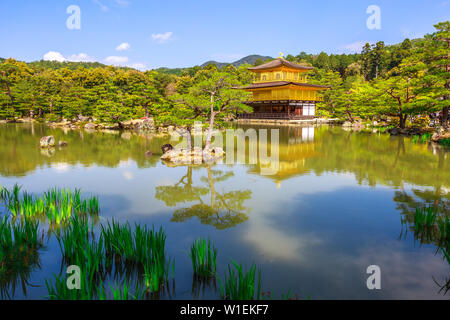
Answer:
240, 55, 329, 120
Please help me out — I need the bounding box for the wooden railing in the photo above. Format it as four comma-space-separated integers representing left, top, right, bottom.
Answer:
238, 113, 315, 120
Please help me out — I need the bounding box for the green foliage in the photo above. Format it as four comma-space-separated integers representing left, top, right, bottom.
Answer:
1, 21, 448, 130
411, 207, 449, 255
46, 274, 145, 300
439, 138, 450, 147
0, 184, 99, 224
101, 220, 166, 264
189, 238, 217, 277
414, 207, 438, 231
0, 216, 43, 298
219, 260, 262, 300
101, 220, 173, 292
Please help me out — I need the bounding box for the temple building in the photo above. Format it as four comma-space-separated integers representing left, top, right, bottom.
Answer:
240, 55, 329, 120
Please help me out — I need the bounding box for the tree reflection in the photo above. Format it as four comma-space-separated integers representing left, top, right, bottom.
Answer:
155, 166, 251, 229
395, 188, 449, 244
0, 240, 42, 299
394, 188, 450, 296
0, 123, 166, 177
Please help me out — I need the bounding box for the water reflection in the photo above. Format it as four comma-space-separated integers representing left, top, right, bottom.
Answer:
0, 236, 43, 299
0, 123, 168, 177
155, 166, 251, 229
1, 123, 449, 299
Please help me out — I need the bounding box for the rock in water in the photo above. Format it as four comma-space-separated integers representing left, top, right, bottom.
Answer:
58, 141, 68, 147
84, 123, 96, 130
40, 136, 55, 148
388, 127, 401, 135
145, 151, 153, 157
161, 144, 174, 154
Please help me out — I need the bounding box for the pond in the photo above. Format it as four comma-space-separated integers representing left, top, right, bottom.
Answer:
0, 123, 449, 300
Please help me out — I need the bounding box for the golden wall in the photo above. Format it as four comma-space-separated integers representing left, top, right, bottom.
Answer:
250, 87, 323, 102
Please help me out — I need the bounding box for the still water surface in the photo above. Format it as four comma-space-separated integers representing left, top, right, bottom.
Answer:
0, 123, 449, 299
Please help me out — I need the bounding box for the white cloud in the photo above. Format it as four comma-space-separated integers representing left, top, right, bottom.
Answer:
43, 51, 144, 70
122, 170, 134, 180
43, 51, 66, 62
51, 162, 70, 173
400, 28, 424, 39
339, 41, 369, 53
115, 0, 130, 7
116, 42, 130, 51
67, 53, 95, 62
93, 0, 109, 11
43, 51, 97, 63
128, 62, 146, 71
104, 56, 129, 65
93, 0, 130, 11
151, 32, 173, 44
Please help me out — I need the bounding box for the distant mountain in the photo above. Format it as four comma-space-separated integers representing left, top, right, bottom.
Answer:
201, 54, 273, 68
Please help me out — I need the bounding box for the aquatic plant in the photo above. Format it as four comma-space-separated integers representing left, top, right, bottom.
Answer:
412, 133, 432, 144
437, 215, 450, 249
45, 271, 97, 300
420, 132, 431, 143
442, 247, 450, 265
0, 185, 99, 225
219, 260, 261, 300
101, 220, 173, 292
377, 126, 387, 133
0, 216, 43, 299
99, 281, 146, 300
56, 215, 106, 284
45, 272, 146, 300
101, 220, 166, 263
414, 207, 438, 232
0, 216, 41, 249
189, 238, 217, 278
143, 254, 174, 293
191, 274, 217, 299
439, 138, 450, 148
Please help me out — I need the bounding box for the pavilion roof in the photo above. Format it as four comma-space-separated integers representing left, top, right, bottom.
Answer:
243, 81, 330, 90
248, 58, 313, 71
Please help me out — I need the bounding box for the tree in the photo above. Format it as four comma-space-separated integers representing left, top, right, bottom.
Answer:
0, 59, 31, 118
361, 43, 372, 81
189, 71, 251, 150
359, 73, 422, 128
159, 92, 206, 150
371, 41, 387, 79
418, 22, 450, 127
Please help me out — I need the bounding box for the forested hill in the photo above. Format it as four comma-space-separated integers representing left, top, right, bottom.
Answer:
201, 54, 274, 69
27, 60, 133, 71
0, 20, 448, 129
1, 37, 423, 75
154, 55, 274, 75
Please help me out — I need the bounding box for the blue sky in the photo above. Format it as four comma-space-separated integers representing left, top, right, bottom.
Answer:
0, 0, 448, 70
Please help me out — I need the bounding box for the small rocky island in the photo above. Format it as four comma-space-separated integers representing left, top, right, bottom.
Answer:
160, 144, 225, 165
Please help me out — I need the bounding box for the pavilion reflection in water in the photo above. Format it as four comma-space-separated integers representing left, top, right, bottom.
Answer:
247, 126, 319, 187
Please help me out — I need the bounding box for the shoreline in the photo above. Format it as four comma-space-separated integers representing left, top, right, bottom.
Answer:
1, 117, 449, 146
